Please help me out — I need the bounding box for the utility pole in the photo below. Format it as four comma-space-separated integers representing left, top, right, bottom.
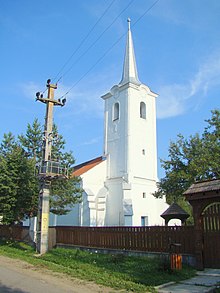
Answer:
35, 79, 66, 254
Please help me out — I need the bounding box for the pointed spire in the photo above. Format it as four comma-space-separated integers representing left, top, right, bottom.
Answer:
119, 18, 141, 86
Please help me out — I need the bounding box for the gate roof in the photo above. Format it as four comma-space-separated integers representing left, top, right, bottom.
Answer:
184, 179, 220, 201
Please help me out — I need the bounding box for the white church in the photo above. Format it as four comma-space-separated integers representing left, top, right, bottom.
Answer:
51, 19, 168, 227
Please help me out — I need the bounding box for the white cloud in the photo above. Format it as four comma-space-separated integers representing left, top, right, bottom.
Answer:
157, 84, 189, 119
157, 51, 220, 119
20, 81, 41, 100
190, 53, 220, 96
80, 137, 101, 146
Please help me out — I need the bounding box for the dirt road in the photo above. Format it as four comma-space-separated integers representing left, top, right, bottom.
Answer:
0, 255, 116, 293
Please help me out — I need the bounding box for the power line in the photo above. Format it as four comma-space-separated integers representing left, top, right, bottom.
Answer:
132, 0, 160, 26
59, 0, 160, 99
57, 0, 135, 83
59, 34, 126, 98
52, 0, 117, 83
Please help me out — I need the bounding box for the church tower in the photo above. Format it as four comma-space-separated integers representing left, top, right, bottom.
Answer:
101, 19, 167, 226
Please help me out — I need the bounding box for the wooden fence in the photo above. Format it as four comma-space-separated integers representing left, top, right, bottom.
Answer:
56, 226, 195, 254
0, 225, 195, 255
0, 225, 30, 242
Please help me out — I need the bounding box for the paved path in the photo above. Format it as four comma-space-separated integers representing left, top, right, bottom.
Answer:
0, 255, 116, 293
157, 269, 220, 293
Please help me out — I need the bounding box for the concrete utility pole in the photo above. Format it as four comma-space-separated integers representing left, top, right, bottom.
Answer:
36, 79, 66, 254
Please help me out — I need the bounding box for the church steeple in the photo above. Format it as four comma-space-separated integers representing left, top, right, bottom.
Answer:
119, 18, 141, 86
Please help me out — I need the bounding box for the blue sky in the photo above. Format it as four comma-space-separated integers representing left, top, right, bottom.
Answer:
1, 0, 220, 178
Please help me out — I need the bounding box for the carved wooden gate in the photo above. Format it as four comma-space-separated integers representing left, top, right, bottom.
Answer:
202, 203, 220, 268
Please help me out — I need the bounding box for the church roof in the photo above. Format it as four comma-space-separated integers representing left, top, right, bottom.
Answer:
73, 156, 104, 177
119, 18, 141, 86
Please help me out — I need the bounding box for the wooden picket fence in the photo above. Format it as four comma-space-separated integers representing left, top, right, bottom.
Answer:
0, 225, 195, 254
56, 226, 195, 254
0, 225, 30, 242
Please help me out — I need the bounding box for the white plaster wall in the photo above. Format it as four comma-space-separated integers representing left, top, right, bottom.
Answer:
105, 178, 124, 226
48, 161, 107, 227
103, 86, 128, 179
103, 83, 158, 183
127, 85, 157, 182
130, 180, 168, 226
80, 160, 107, 226
96, 187, 107, 226
81, 160, 106, 195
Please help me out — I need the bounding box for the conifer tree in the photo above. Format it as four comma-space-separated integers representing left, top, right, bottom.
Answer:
18, 118, 42, 161
19, 119, 82, 216
0, 119, 82, 224
0, 133, 38, 224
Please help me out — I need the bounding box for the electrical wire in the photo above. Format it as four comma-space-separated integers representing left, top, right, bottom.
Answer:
59, 34, 126, 98
59, 0, 160, 99
56, 0, 135, 83
52, 0, 117, 84
132, 0, 159, 26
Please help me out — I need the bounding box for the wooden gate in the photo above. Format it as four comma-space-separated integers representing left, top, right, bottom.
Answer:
202, 203, 220, 268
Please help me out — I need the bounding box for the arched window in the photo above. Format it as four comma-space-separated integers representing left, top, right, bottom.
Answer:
113, 102, 119, 121
140, 102, 146, 119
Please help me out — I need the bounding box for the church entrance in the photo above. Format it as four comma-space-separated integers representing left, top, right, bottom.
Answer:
202, 203, 220, 268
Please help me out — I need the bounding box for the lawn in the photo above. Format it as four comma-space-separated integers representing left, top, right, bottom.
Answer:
0, 240, 196, 292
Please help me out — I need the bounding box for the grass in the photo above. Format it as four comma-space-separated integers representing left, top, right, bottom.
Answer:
0, 240, 196, 292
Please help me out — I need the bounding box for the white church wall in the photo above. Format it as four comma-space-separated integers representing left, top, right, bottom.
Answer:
80, 161, 107, 226
125, 181, 168, 226
127, 86, 158, 182
96, 187, 107, 226
81, 161, 106, 195
103, 86, 128, 180
105, 179, 124, 226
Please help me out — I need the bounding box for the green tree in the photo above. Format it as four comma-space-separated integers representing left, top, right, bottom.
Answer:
154, 109, 220, 218
50, 124, 82, 215
0, 133, 18, 224
18, 118, 43, 161
0, 133, 38, 224
19, 119, 82, 216
0, 119, 81, 224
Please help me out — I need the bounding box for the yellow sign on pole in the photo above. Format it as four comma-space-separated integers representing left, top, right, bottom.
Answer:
41, 213, 49, 232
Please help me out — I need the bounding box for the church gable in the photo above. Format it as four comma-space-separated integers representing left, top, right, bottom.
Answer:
73, 156, 104, 177
75, 158, 107, 226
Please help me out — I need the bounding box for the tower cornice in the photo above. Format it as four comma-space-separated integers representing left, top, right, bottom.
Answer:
101, 83, 158, 100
